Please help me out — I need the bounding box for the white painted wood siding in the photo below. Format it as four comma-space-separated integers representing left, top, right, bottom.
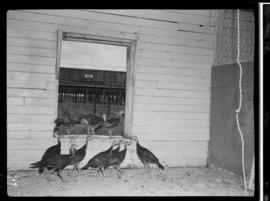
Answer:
7, 9, 216, 170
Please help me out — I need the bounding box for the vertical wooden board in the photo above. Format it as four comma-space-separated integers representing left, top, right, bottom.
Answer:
124, 40, 138, 137
55, 29, 62, 79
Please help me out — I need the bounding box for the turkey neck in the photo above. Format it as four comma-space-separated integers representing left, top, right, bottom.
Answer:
134, 139, 141, 148
122, 144, 127, 153
84, 133, 91, 149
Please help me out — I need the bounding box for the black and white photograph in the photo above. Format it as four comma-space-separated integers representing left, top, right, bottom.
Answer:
5, 8, 259, 197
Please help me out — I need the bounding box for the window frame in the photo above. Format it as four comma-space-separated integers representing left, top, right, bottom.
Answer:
55, 30, 137, 138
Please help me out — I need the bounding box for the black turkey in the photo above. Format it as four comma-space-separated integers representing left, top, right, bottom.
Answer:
29, 136, 62, 174
101, 111, 124, 137
68, 121, 93, 175
131, 135, 164, 170
53, 114, 81, 134
81, 140, 119, 176
103, 139, 131, 176
43, 144, 76, 182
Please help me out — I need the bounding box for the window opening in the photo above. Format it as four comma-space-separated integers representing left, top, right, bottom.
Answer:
56, 36, 128, 137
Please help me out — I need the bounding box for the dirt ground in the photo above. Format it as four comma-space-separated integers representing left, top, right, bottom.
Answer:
7, 167, 254, 196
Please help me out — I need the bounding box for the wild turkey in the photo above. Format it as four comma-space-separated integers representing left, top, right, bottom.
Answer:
29, 136, 62, 174
78, 113, 104, 135
81, 140, 119, 176
68, 121, 93, 175
101, 110, 124, 137
103, 139, 131, 176
131, 135, 164, 170
53, 115, 81, 134
43, 145, 76, 182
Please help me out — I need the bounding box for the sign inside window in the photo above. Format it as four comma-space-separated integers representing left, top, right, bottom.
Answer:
84, 73, 94, 80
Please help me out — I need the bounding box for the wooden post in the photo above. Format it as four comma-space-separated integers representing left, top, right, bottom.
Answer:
55, 29, 63, 80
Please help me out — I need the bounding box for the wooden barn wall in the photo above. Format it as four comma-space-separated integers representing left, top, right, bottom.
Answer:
7, 9, 216, 170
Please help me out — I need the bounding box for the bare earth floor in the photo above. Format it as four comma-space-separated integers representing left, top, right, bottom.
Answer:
7, 167, 254, 196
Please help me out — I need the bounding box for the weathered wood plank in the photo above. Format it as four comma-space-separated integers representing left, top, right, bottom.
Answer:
136, 73, 210, 85
139, 50, 213, 63
7, 63, 55, 74
7, 54, 56, 66
7, 97, 24, 106
134, 88, 210, 99
17, 9, 177, 30
133, 111, 209, 120
7, 36, 57, 49
7, 11, 214, 47
7, 46, 57, 58
166, 10, 214, 17
14, 9, 214, 34
8, 131, 55, 139
7, 27, 57, 41
46, 81, 58, 91
7, 88, 57, 99
135, 80, 209, 91
7, 18, 138, 42
136, 65, 211, 77
7, 114, 56, 124
140, 35, 213, 49
134, 103, 209, 113
134, 95, 209, 106
133, 118, 209, 126
140, 42, 213, 56
7, 80, 46, 89
132, 126, 209, 134
87, 9, 213, 26
7, 123, 55, 131
24, 97, 57, 107
7, 18, 58, 32
137, 58, 212, 70
8, 11, 214, 43
7, 105, 56, 115
7, 72, 55, 82
139, 133, 209, 141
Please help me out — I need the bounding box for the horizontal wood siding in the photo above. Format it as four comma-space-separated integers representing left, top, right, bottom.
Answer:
7, 9, 216, 170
